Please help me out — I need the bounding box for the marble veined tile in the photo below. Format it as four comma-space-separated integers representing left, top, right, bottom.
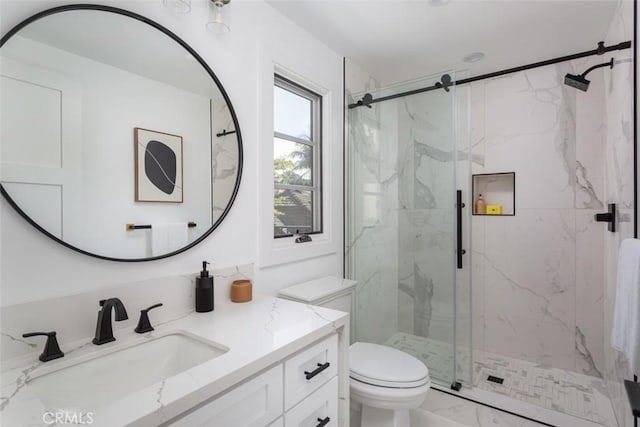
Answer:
398, 208, 456, 344
575, 210, 605, 378
353, 243, 398, 345
482, 65, 577, 210
484, 65, 569, 138
483, 209, 576, 370
574, 57, 606, 210
471, 215, 486, 353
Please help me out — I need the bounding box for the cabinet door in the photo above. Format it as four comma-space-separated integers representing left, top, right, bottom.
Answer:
168, 364, 283, 427
284, 334, 338, 410
285, 377, 337, 427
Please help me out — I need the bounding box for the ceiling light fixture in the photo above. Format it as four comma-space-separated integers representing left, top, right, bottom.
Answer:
463, 52, 485, 63
162, 0, 191, 14
428, 0, 451, 6
206, 0, 231, 34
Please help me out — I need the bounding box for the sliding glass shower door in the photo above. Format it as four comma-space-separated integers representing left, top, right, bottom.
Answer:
347, 71, 472, 388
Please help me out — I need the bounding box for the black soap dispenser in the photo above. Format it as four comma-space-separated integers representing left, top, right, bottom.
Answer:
195, 261, 214, 312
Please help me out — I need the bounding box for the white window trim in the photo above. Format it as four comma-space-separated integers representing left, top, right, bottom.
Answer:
257, 43, 342, 268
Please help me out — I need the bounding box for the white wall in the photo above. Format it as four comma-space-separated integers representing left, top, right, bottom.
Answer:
0, 0, 344, 305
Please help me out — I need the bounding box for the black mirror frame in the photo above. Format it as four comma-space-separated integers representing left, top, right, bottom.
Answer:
0, 4, 243, 262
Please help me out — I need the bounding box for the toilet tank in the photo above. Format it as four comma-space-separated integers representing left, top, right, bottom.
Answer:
278, 276, 357, 343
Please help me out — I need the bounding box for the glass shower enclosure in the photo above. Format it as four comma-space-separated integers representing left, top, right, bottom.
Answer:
346, 71, 472, 388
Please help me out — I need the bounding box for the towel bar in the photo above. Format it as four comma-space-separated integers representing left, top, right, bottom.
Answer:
126, 222, 197, 231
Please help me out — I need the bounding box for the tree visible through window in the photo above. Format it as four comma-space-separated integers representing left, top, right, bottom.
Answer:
273, 75, 322, 238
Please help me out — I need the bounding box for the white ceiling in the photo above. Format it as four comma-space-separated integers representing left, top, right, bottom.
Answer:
266, 0, 624, 84
7, 9, 222, 99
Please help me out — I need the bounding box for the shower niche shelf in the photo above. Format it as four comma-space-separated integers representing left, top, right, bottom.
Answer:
472, 172, 515, 216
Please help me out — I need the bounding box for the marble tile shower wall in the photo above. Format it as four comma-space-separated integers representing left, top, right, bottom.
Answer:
396, 90, 458, 347
470, 59, 609, 378
602, 1, 635, 426
346, 61, 400, 345
395, 83, 476, 384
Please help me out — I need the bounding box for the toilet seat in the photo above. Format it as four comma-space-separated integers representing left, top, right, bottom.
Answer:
349, 342, 430, 388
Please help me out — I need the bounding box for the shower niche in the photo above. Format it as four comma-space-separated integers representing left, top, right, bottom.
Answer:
472, 172, 515, 216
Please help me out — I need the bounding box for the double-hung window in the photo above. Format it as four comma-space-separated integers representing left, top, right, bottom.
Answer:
273, 75, 322, 238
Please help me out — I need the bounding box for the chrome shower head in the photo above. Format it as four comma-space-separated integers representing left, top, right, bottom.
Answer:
564, 57, 614, 92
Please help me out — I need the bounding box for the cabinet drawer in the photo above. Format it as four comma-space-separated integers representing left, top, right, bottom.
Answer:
168, 364, 283, 427
284, 334, 337, 410
285, 377, 338, 427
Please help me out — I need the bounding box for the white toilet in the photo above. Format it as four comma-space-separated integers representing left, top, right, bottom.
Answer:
278, 276, 431, 427
349, 342, 430, 427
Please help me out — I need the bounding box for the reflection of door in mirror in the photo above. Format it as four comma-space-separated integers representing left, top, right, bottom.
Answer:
1, 57, 82, 243
1, 34, 214, 258
0, 7, 242, 261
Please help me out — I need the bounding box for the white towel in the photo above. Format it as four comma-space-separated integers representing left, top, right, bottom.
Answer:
612, 238, 640, 374
151, 223, 188, 256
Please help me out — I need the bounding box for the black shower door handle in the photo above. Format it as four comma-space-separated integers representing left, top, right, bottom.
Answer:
457, 190, 466, 269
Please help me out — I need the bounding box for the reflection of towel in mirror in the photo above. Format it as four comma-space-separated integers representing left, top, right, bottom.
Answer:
612, 238, 640, 375
151, 223, 188, 256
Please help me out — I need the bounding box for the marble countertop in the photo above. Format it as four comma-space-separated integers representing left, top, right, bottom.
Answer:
0, 295, 348, 427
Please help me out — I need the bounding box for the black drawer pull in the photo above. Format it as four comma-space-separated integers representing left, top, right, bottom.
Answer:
304, 362, 330, 380
316, 417, 330, 427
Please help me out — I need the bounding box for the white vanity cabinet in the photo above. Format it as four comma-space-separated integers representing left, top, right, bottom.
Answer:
167, 334, 339, 427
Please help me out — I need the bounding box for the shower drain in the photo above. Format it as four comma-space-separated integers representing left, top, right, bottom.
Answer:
487, 375, 505, 384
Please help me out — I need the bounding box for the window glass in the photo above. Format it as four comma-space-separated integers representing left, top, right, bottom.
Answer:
274, 189, 313, 237
274, 137, 312, 186
273, 75, 321, 238
274, 86, 312, 140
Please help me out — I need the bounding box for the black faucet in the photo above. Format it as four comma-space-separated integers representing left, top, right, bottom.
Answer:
93, 298, 128, 345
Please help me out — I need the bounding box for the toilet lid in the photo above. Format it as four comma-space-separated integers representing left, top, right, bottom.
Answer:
349, 342, 430, 388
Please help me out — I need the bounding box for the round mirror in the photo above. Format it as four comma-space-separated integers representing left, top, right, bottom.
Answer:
0, 5, 243, 261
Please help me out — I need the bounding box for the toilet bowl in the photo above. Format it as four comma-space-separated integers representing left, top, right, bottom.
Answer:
350, 342, 430, 427
277, 278, 430, 427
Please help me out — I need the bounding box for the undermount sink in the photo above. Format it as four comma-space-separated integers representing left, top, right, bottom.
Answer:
27, 332, 228, 409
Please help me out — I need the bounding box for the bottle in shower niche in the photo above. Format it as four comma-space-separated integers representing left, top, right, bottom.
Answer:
195, 261, 214, 312
475, 194, 486, 215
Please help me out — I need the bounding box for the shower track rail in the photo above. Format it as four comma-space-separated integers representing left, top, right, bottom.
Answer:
348, 40, 631, 109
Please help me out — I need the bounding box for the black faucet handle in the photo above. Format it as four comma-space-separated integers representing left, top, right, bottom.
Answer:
143, 303, 163, 313
22, 331, 64, 362
135, 303, 163, 334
